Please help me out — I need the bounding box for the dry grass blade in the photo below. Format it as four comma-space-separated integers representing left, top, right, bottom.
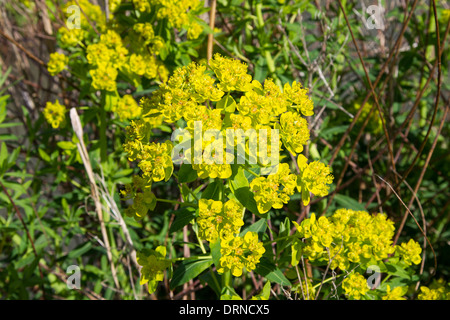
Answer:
69, 107, 121, 290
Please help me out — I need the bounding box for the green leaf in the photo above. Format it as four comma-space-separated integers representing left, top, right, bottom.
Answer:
334, 194, 366, 211
57, 141, 76, 150
0, 142, 8, 167
177, 163, 198, 183
169, 207, 196, 234
210, 239, 221, 269
170, 259, 213, 290
240, 218, 267, 238
254, 257, 291, 286
68, 242, 92, 259
217, 94, 236, 113
229, 166, 261, 217
38, 148, 51, 162
201, 180, 222, 200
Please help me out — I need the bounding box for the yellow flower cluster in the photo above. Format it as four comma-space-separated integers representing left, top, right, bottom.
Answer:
342, 273, 369, 300
395, 238, 422, 266
47, 52, 68, 76
137, 246, 171, 294
291, 209, 404, 271
137, 141, 174, 182
218, 232, 265, 277
132, 0, 203, 39
155, 0, 202, 36
418, 279, 450, 300
197, 199, 244, 242
43, 100, 66, 128
58, 27, 86, 48
278, 111, 310, 155
86, 30, 129, 92
250, 163, 297, 214
125, 54, 327, 217
382, 285, 407, 300
296, 154, 334, 206
64, 0, 106, 31
121, 175, 156, 220
283, 81, 314, 117
112, 95, 141, 121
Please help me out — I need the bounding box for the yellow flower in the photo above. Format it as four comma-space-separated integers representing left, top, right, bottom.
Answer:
218, 232, 265, 277
197, 199, 244, 242
283, 81, 314, 116
187, 21, 203, 40
137, 141, 174, 182
418, 280, 449, 300
342, 273, 369, 300
382, 285, 406, 300
43, 100, 66, 128
90, 63, 118, 92
132, 0, 151, 12
58, 27, 85, 47
47, 52, 68, 76
121, 175, 156, 220
113, 95, 141, 121
291, 209, 396, 270
279, 111, 310, 155
137, 246, 171, 294
250, 163, 297, 214
296, 154, 333, 206
210, 53, 253, 92
396, 239, 422, 266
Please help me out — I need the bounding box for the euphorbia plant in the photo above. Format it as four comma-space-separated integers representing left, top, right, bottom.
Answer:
121, 54, 425, 300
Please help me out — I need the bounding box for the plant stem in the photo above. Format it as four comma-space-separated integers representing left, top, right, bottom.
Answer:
99, 92, 107, 163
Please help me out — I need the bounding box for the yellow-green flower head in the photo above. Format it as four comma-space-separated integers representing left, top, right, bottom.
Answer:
155, 0, 202, 30
296, 154, 333, 206
43, 100, 66, 128
90, 63, 118, 92
250, 163, 297, 214
124, 188, 156, 219
100, 30, 124, 50
396, 239, 422, 266
291, 209, 397, 270
113, 95, 142, 121
121, 175, 156, 220
197, 198, 244, 242
109, 0, 122, 12
192, 162, 233, 179
132, 0, 151, 12
64, 0, 106, 31
187, 21, 203, 40
382, 285, 407, 300
283, 81, 314, 116
58, 27, 85, 47
418, 280, 449, 300
47, 52, 68, 76
279, 111, 310, 155
86, 43, 112, 66
218, 231, 265, 277
151, 61, 224, 123
138, 141, 174, 182
210, 53, 253, 92
137, 246, 171, 294
134, 23, 155, 44
238, 90, 273, 125
342, 273, 369, 300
